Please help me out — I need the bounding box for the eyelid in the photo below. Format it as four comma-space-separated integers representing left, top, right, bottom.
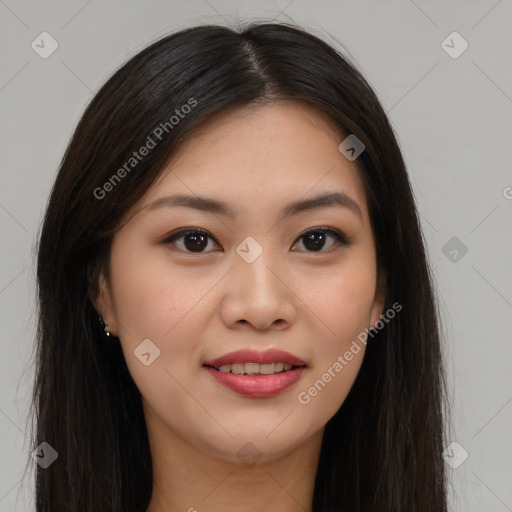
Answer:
161, 227, 216, 242
298, 226, 350, 244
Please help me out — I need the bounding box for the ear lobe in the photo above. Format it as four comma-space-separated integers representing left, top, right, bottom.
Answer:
370, 293, 385, 329
90, 270, 118, 336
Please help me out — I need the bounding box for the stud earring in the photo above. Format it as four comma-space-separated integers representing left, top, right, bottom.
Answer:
98, 316, 111, 337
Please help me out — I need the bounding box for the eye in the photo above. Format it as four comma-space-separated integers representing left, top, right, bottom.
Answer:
161, 226, 350, 254
292, 227, 349, 253
161, 228, 220, 253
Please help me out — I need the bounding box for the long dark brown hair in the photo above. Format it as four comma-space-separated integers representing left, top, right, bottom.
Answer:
30, 21, 449, 511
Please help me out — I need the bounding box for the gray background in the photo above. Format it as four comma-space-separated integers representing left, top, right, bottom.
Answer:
1, 1, 511, 510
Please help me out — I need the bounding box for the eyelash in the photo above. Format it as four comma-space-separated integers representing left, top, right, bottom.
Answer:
161, 226, 350, 254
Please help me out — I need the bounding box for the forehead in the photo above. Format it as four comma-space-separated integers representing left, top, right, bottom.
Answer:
134, 101, 369, 223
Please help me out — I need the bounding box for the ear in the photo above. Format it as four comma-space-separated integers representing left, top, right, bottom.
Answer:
369, 270, 386, 328
90, 268, 119, 337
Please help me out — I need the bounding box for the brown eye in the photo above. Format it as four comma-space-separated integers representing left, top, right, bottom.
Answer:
162, 229, 220, 253
292, 228, 349, 253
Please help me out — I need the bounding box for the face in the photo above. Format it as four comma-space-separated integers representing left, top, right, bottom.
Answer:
95, 101, 385, 464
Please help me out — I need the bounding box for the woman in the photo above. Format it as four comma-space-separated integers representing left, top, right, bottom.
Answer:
32, 21, 449, 512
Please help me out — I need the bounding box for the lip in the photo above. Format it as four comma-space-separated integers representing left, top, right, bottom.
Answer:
202, 348, 307, 398
203, 348, 307, 368
203, 366, 307, 398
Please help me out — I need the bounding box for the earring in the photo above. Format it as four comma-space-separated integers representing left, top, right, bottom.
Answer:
98, 316, 111, 337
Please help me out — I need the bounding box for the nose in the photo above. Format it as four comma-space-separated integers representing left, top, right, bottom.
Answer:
219, 248, 298, 331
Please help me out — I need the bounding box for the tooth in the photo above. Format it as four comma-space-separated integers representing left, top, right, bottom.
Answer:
245, 362, 259, 375
214, 361, 295, 375
231, 363, 245, 375
259, 363, 275, 375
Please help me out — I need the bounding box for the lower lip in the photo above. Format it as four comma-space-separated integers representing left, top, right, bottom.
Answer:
203, 366, 306, 398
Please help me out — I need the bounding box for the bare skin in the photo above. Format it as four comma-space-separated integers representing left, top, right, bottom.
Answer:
94, 100, 385, 512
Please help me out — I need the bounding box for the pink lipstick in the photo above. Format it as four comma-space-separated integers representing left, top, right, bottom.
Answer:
203, 348, 307, 398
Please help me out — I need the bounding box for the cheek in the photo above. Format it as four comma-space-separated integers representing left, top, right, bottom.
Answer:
292, 255, 376, 420
107, 244, 218, 400
296, 252, 377, 348
108, 248, 210, 425
109, 242, 207, 341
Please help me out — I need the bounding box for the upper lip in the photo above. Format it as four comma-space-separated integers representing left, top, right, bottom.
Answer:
203, 348, 307, 368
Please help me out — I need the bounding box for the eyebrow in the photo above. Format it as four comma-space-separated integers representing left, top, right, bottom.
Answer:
144, 191, 363, 221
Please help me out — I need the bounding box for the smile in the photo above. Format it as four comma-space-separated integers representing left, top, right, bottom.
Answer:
202, 348, 308, 398
212, 362, 298, 375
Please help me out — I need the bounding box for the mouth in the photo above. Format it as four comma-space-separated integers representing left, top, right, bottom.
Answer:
202, 349, 307, 398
